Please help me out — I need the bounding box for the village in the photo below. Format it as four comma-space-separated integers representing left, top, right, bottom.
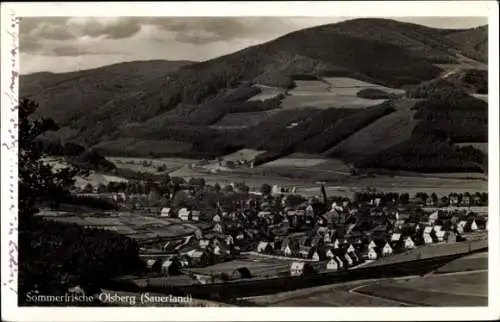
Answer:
67, 176, 489, 285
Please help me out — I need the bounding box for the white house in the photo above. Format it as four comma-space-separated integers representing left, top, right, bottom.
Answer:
324, 232, 332, 243
326, 259, 339, 271
199, 239, 210, 248
306, 205, 314, 215
213, 245, 222, 256
160, 207, 171, 217
290, 262, 305, 276
435, 230, 446, 242
191, 210, 200, 221
178, 208, 190, 221
471, 219, 478, 231
346, 244, 355, 253
225, 235, 234, 246
423, 226, 433, 235
428, 211, 439, 224
312, 251, 320, 262
404, 236, 415, 249
423, 233, 433, 244
283, 245, 292, 256
457, 220, 467, 234
368, 240, 376, 249
213, 214, 221, 223
382, 242, 393, 256
367, 247, 378, 260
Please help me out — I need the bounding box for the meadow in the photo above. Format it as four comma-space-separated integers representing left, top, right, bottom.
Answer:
39, 211, 208, 244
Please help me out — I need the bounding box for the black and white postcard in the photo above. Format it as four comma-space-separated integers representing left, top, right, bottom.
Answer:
1, 1, 499, 321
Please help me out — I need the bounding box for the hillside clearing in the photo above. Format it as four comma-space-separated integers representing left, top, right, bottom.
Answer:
211, 110, 280, 128
248, 84, 286, 101
324, 99, 420, 157
222, 149, 266, 161
94, 139, 193, 156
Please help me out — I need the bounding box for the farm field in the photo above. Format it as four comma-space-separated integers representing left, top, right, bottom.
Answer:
325, 99, 420, 157
357, 271, 487, 306
107, 156, 199, 174
74, 172, 129, 189
323, 77, 405, 94
260, 155, 328, 168
435, 251, 488, 273
243, 252, 487, 307
454, 142, 488, 155
38, 211, 209, 244
185, 257, 292, 278
280, 77, 402, 110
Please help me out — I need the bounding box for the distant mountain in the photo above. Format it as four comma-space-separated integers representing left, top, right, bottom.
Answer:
20, 60, 193, 124
22, 18, 488, 173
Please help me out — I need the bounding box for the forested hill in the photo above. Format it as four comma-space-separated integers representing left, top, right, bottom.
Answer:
20, 18, 488, 173
20, 60, 193, 124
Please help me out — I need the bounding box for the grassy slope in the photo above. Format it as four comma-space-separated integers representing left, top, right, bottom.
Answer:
324, 99, 420, 158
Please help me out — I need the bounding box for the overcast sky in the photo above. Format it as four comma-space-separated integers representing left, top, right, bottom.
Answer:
20, 16, 488, 75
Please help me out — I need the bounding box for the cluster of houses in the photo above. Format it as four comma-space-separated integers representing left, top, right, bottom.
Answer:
141, 186, 487, 280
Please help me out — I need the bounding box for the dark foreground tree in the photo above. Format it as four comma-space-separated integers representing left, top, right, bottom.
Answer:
18, 99, 81, 223
17, 99, 144, 306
